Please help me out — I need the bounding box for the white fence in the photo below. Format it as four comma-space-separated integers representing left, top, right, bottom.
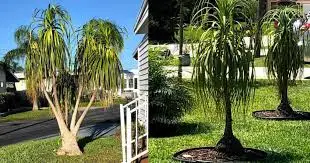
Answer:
120, 94, 148, 163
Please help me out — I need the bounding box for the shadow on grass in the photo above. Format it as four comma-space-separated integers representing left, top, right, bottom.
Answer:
253, 80, 301, 89
78, 121, 118, 152
149, 122, 210, 138
260, 151, 302, 163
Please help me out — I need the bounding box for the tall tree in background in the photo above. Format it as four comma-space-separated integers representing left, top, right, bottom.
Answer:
178, 0, 184, 80
29, 4, 124, 155
263, 7, 304, 116
4, 26, 40, 110
254, 0, 266, 58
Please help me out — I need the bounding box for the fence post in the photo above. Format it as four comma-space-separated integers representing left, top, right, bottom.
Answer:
126, 106, 132, 162
120, 104, 126, 163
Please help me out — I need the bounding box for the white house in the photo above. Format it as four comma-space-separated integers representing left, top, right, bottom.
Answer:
120, 69, 139, 98
0, 64, 19, 93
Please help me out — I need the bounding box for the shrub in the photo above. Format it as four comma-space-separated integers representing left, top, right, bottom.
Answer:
0, 92, 17, 113
149, 47, 192, 127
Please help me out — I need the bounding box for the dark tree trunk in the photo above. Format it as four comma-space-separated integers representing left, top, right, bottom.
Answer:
254, 0, 266, 58
178, 0, 184, 81
215, 87, 243, 155
277, 77, 294, 116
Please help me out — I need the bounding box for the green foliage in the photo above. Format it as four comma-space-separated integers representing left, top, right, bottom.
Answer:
191, 0, 255, 113
0, 93, 16, 112
28, 4, 124, 113
0, 109, 53, 123
76, 19, 125, 92
149, 47, 192, 125
262, 6, 304, 96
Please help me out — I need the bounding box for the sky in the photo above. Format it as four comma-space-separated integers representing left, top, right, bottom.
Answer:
0, 0, 143, 70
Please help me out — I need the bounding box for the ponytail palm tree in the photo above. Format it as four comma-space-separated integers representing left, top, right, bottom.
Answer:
4, 26, 40, 110
29, 4, 124, 156
192, 0, 255, 155
262, 7, 304, 116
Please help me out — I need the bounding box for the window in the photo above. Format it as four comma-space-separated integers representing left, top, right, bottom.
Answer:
134, 78, 138, 89
124, 79, 127, 88
0, 82, 3, 87
129, 79, 133, 88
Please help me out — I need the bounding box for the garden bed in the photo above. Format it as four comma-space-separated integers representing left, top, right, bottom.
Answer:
253, 110, 310, 120
173, 147, 266, 162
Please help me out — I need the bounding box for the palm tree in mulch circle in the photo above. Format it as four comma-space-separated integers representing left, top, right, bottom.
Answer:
253, 6, 310, 119
173, 0, 266, 161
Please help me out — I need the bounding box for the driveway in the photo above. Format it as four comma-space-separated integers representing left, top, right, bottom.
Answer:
0, 105, 120, 147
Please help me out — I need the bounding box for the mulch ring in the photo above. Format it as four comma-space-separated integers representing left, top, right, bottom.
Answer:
253, 110, 310, 120
173, 147, 267, 163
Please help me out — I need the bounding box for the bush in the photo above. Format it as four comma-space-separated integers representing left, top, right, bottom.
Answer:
149, 47, 192, 131
15, 91, 32, 107
0, 92, 17, 113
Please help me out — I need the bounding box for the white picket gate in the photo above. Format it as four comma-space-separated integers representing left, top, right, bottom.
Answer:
120, 94, 148, 163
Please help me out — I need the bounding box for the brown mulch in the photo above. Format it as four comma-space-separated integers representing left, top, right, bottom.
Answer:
174, 147, 266, 162
253, 110, 310, 120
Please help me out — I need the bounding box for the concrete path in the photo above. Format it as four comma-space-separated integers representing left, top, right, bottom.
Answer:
165, 66, 310, 80
0, 105, 120, 147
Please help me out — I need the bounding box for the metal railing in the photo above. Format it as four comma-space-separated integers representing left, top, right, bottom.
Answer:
120, 94, 148, 163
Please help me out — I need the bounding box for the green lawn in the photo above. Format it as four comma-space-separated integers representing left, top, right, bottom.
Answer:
150, 80, 310, 162
0, 109, 53, 123
255, 56, 310, 68
0, 136, 121, 163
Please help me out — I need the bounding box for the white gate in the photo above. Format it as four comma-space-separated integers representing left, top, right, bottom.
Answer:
120, 94, 148, 163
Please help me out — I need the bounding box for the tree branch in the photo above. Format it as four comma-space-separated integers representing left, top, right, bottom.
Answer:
52, 73, 61, 112
73, 90, 96, 134
70, 85, 83, 130
41, 83, 67, 132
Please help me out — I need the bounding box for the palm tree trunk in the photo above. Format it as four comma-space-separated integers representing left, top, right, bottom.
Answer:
178, 0, 184, 81
215, 86, 243, 155
42, 87, 82, 156
57, 127, 82, 156
277, 77, 294, 115
32, 96, 39, 111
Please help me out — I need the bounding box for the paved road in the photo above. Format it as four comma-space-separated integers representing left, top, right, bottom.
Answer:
0, 105, 120, 147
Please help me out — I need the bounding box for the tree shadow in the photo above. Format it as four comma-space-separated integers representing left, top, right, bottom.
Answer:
253, 80, 299, 88
259, 150, 303, 163
78, 121, 118, 152
253, 80, 275, 88
149, 122, 210, 138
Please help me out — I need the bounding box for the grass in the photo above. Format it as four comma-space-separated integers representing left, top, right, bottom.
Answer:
255, 56, 310, 68
0, 109, 53, 123
150, 80, 310, 162
0, 136, 121, 163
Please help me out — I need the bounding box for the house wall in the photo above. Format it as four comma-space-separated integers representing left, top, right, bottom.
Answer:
138, 37, 148, 96
0, 66, 6, 93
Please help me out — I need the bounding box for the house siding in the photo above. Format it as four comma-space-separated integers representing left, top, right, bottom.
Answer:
138, 37, 148, 96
